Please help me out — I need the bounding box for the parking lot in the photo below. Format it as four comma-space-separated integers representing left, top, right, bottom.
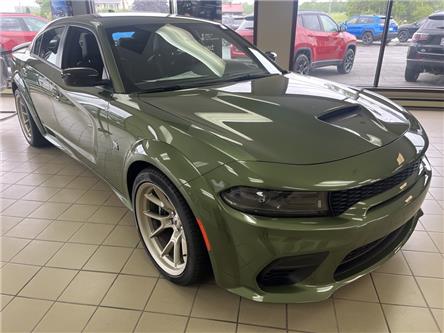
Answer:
309, 42, 444, 88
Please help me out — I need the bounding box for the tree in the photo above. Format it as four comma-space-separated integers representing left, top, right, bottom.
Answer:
35, 0, 52, 19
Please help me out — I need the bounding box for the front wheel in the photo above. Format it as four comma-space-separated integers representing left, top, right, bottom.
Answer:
14, 90, 49, 147
361, 31, 374, 45
293, 53, 311, 75
337, 48, 355, 74
132, 168, 211, 285
398, 30, 409, 42
405, 64, 420, 82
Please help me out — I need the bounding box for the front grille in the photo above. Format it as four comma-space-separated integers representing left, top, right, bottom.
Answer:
334, 218, 414, 281
329, 159, 422, 216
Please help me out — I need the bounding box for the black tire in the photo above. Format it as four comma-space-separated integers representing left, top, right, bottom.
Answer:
14, 90, 50, 147
362, 31, 374, 45
405, 64, 420, 82
337, 48, 355, 74
132, 168, 211, 285
398, 30, 409, 43
293, 53, 311, 75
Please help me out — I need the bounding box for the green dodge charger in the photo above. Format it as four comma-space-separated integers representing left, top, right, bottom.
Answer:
12, 13, 431, 303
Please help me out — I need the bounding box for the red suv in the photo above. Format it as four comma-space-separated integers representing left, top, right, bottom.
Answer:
233, 11, 357, 74
0, 13, 47, 54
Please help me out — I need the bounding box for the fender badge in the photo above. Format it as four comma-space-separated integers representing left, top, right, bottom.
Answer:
112, 139, 119, 151
397, 153, 405, 166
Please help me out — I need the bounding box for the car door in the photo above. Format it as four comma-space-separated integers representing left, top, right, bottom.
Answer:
52, 25, 112, 171
300, 14, 324, 62
318, 14, 342, 61
345, 16, 360, 37
24, 26, 66, 132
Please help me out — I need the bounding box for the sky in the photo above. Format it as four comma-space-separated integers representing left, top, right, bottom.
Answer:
0, 0, 39, 13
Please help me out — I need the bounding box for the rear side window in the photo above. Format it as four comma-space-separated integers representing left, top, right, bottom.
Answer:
38, 27, 64, 66
0, 17, 24, 32
357, 17, 374, 24
302, 14, 322, 31
422, 17, 444, 29
320, 15, 338, 32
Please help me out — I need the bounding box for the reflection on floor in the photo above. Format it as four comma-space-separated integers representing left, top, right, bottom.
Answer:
1, 95, 443, 333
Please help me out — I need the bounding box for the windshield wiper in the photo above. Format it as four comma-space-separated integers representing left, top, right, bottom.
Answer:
139, 85, 188, 93
222, 73, 278, 83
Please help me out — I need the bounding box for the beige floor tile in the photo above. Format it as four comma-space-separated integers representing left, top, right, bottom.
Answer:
2, 199, 42, 217
37, 220, 83, 241
69, 223, 114, 244
6, 218, 52, 238
429, 187, 444, 201
0, 262, 39, 294
57, 164, 86, 176
431, 308, 444, 331
101, 274, 156, 310
104, 193, 125, 207
28, 202, 70, 219
83, 307, 140, 333
16, 173, 51, 186
372, 273, 426, 306
146, 278, 196, 315
288, 299, 337, 333
40, 174, 76, 188
404, 251, 444, 278
88, 206, 127, 224
57, 204, 99, 222
59, 271, 116, 305
1, 294, 14, 310
191, 283, 240, 322
103, 225, 140, 247
0, 216, 22, 235
119, 211, 134, 226
419, 215, 443, 233
19, 267, 77, 300
0, 184, 35, 199
403, 231, 439, 252
1, 297, 52, 332
1, 172, 29, 184
22, 186, 59, 201
66, 176, 98, 190
239, 299, 286, 329
334, 274, 379, 302
33, 163, 65, 175
76, 190, 111, 205
135, 312, 188, 333
383, 304, 440, 332
91, 180, 109, 191
11, 239, 63, 265
0, 236, 30, 261
34, 302, 95, 333
416, 277, 444, 308
422, 200, 444, 215
46, 242, 97, 269
335, 299, 388, 333
376, 252, 412, 275
237, 324, 286, 333
186, 318, 236, 333
0, 198, 16, 212
429, 232, 444, 253
47, 188, 86, 203
84, 245, 132, 273
122, 248, 159, 277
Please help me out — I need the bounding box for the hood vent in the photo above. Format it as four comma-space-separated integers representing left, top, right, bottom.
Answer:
317, 105, 366, 125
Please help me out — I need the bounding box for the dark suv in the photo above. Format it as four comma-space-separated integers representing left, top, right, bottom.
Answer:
405, 11, 444, 82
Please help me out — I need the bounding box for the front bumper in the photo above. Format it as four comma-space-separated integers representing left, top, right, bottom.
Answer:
183, 147, 431, 302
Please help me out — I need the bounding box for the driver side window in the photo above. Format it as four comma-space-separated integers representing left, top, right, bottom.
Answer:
320, 15, 338, 33
38, 27, 64, 66
62, 26, 107, 79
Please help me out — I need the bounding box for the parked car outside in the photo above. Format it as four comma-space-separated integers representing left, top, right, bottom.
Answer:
0, 13, 47, 53
405, 11, 444, 82
12, 13, 430, 303
345, 15, 398, 45
398, 17, 426, 42
234, 11, 357, 75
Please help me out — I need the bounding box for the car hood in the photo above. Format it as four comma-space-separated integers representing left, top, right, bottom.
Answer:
139, 73, 411, 165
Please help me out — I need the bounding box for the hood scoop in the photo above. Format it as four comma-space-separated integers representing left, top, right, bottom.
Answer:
318, 105, 366, 124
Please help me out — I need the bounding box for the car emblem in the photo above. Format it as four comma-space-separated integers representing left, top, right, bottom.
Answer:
396, 153, 405, 166
112, 139, 119, 151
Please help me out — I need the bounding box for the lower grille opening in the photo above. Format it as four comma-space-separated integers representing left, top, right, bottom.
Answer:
257, 252, 328, 289
334, 219, 414, 281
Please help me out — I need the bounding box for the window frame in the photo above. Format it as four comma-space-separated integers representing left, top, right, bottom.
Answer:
32, 25, 67, 70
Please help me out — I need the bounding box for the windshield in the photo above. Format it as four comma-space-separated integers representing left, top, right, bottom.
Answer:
106, 22, 280, 93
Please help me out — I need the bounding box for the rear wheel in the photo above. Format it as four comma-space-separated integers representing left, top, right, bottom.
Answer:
293, 53, 311, 75
337, 48, 355, 74
132, 168, 211, 285
398, 30, 409, 42
405, 64, 420, 82
362, 31, 374, 45
14, 90, 49, 147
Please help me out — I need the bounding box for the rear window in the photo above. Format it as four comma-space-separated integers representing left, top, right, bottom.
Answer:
422, 17, 444, 29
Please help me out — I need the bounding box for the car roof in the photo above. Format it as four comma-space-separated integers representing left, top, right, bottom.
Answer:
47, 13, 219, 29
429, 11, 444, 19
298, 10, 328, 15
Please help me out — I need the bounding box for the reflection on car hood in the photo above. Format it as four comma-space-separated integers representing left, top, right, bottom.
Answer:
139, 73, 411, 165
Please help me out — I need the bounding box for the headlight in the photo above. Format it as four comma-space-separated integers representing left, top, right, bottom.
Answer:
221, 187, 330, 217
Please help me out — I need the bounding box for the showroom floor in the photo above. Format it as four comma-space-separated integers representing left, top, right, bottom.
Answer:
0, 94, 443, 333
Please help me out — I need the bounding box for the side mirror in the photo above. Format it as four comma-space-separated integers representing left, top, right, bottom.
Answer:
265, 51, 277, 62
339, 23, 347, 32
61, 67, 102, 87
